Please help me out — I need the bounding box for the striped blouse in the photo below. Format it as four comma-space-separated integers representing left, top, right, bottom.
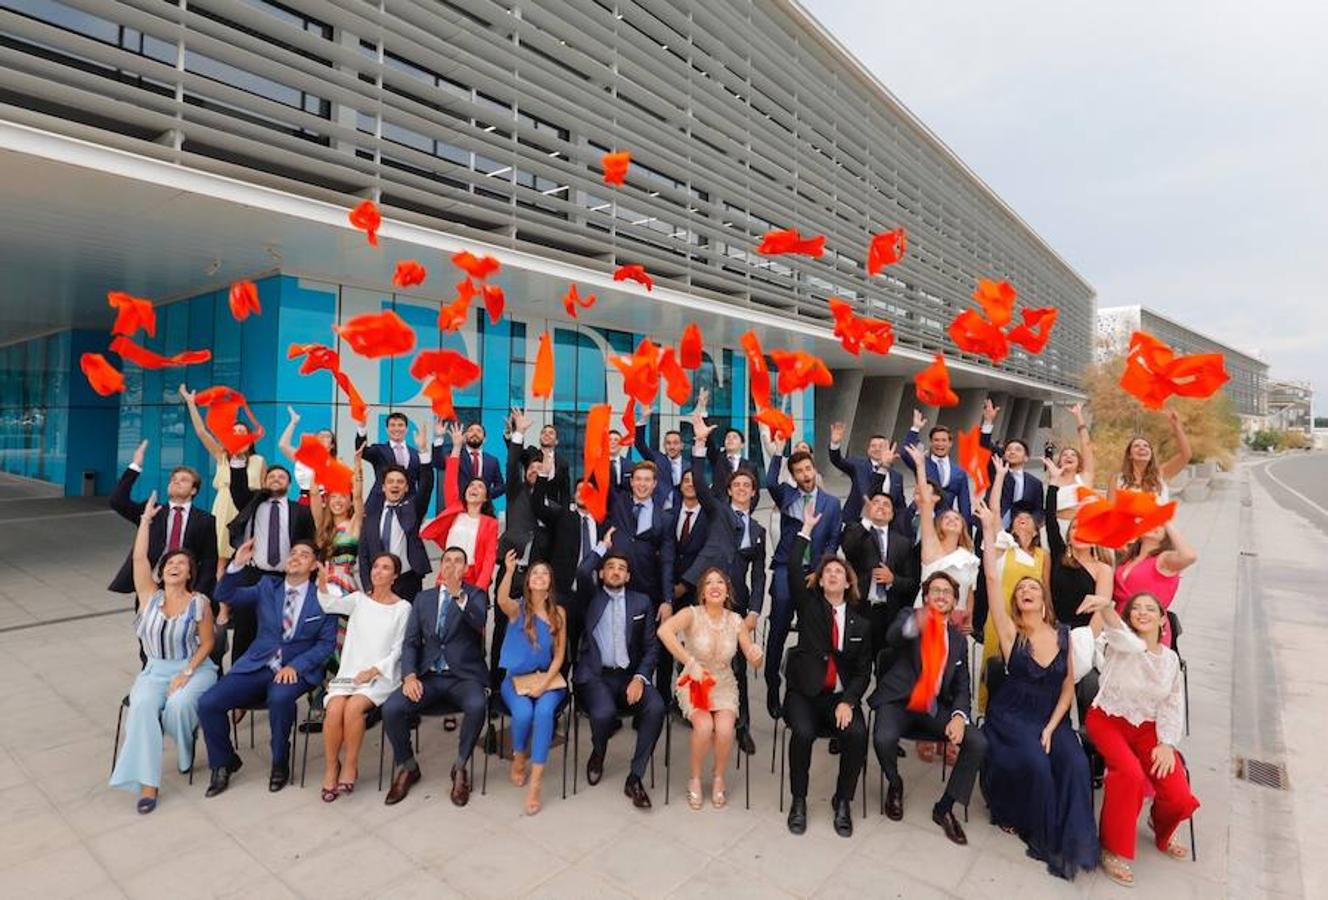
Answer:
135, 591, 207, 661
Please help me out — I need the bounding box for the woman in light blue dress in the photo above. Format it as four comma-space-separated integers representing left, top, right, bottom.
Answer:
109, 492, 218, 813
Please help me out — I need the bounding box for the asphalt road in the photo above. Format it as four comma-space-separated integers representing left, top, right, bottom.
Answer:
1254, 451, 1328, 535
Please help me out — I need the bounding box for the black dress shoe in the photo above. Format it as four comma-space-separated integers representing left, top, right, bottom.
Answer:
766, 690, 783, 722
268, 763, 290, 793
586, 749, 605, 786
736, 728, 757, 756
624, 776, 652, 809
932, 806, 968, 845
205, 755, 243, 798
787, 797, 807, 834
884, 779, 904, 821
832, 796, 853, 838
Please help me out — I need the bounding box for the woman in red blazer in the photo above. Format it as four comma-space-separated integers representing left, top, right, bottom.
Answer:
421, 422, 499, 592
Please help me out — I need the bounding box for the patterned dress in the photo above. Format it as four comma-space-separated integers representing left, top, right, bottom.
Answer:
675, 609, 742, 718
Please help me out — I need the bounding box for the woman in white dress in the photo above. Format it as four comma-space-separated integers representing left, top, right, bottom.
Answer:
904, 445, 980, 618
314, 552, 411, 801
1043, 403, 1096, 538
1110, 408, 1190, 504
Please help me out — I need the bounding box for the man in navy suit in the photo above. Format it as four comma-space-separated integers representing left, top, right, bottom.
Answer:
665, 469, 708, 609
382, 547, 488, 807
200, 538, 336, 795
978, 399, 1044, 529
633, 419, 686, 511
827, 421, 906, 527
900, 409, 972, 524
359, 455, 434, 603
355, 410, 427, 498
452, 421, 505, 502
572, 542, 665, 809
763, 440, 843, 720
686, 423, 768, 754
608, 429, 633, 496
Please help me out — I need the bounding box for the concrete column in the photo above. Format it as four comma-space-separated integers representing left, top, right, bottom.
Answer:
937, 388, 986, 434
987, 390, 1013, 438
813, 368, 865, 455
894, 398, 936, 446
849, 376, 906, 449
1021, 399, 1046, 452
1006, 398, 1032, 449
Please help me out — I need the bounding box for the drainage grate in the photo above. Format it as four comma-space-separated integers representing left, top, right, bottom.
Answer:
1236, 757, 1289, 790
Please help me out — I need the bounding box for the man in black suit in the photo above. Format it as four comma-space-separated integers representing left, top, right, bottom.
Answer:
827, 421, 907, 526
608, 429, 632, 495
531, 421, 572, 509
869, 571, 987, 846
382, 546, 488, 807
979, 399, 1044, 529
359, 453, 434, 603
840, 492, 919, 655
665, 469, 708, 610
531, 476, 599, 657
696, 387, 762, 506
633, 417, 686, 511
572, 540, 664, 809
686, 432, 767, 755
109, 439, 217, 600
355, 409, 426, 498
226, 461, 316, 660
453, 421, 505, 502
783, 518, 872, 838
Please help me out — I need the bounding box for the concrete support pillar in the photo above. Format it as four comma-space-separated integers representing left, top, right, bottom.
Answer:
1021, 399, 1046, 452
987, 390, 1013, 439
894, 397, 936, 447
1006, 398, 1032, 449
937, 388, 986, 434
849, 376, 906, 450
813, 369, 865, 456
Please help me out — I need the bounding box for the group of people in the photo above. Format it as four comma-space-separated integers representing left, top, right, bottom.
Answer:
107, 386, 1200, 888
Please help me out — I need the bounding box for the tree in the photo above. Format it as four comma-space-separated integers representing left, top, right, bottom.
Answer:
1073, 357, 1242, 487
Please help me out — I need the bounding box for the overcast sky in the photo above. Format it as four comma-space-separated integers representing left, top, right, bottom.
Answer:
803, 0, 1327, 403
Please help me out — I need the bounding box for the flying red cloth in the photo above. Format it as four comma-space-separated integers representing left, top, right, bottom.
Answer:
194, 386, 263, 455
286, 342, 367, 424
294, 434, 354, 496
334, 310, 416, 359
562, 283, 597, 318
907, 607, 948, 713
620, 398, 638, 436
532, 331, 554, 399
1005, 306, 1058, 354
348, 200, 381, 247
452, 250, 500, 280
829, 298, 895, 356
438, 279, 476, 333
915, 354, 959, 407
109, 336, 212, 369
866, 227, 907, 275
579, 404, 613, 522
107, 291, 156, 338
658, 347, 692, 406
613, 264, 653, 291
80, 352, 125, 396
409, 350, 481, 420
769, 349, 833, 395
948, 309, 1010, 364
392, 260, 428, 288
481, 284, 505, 324
610, 338, 662, 410
601, 150, 631, 186
972, 279, 1017, 328
755, 228, 825, 258
228, 281, 261, 322
957, 425, 993, 496
1072, 487, 1177, 549
755, 406, 795, 441
1119, 330, 1230, 410
740, 331, 773, 411
679, 323, 703, 369
676, 672, 717, 712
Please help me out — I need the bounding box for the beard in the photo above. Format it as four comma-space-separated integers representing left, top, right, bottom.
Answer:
465, 436, 484, 448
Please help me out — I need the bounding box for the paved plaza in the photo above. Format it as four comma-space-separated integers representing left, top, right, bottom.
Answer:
1, 457, 1321, 899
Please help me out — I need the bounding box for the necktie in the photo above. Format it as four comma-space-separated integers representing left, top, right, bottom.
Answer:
873, 528, 888, 598
937, 457, 950, 486
436, 589, 450, 639
168, 506, 184, 551
824, 609, 839, 692
737, 511, 749, 549
872, 469, 886, 497
680, 508, 694, 543
800, 493, 814, 566
394, 442, 408, 467
472, 451, 481, 479
729, 455, 739, 474
266, 500, 282, 567
380, 504, 397, 550
282, 587, 299, 640
580, 515, 594, 563
634, 502, 646, 535
612, 593, 629, 667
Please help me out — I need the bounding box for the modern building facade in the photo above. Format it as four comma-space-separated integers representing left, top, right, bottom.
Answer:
0, 0, 1093, 502
1267, 380, 1313, 437
1096, 305, 1269, 429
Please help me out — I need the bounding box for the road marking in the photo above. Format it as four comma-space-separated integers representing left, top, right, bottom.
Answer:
1260, 456, 1328, 520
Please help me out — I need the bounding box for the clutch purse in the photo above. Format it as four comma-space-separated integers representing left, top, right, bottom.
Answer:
512, 670, 566, 696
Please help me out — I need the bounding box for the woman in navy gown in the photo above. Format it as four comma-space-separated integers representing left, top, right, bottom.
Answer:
976, 481, 1099, 881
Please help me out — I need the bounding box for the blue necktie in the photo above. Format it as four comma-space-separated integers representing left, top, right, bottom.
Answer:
266, 500, 282, 567
380, 504, 397, 551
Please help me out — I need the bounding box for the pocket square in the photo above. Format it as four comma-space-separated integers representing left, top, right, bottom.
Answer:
631, 613, 646, 621
848, 635, 864, 642
303, 615, 322, 622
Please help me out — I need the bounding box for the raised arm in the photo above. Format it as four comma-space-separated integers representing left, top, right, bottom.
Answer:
496, 549, 522, 621
1044, 483, 1067, 560
905, 443, 941, 564
827, 421, 856, 477
1158, 408, 1191, 482
975, 499, 1016, 659
110, 441, 149, 523
899, 410, 926, 475
179, 385, 224, 460
1070, 403, 1095, 482
1156, 521, 1198, 576
131, 491, 162, 607
277, 406, 300, 464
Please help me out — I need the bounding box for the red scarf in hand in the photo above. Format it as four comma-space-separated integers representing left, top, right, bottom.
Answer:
677, 672, 717, 712
907, 607, 948, 713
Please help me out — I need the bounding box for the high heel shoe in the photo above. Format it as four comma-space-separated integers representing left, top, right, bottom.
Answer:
687, 777, 703, 810
711, 777, 727, 809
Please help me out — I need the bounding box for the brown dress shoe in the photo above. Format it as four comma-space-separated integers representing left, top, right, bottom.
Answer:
384, 765, 420, 806
450, 765, 471, 807
933, 806, 968, 845
624, 776, 652, 809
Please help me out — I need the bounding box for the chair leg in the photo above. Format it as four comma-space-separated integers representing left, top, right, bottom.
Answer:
744, 732, 751, 810
650, 749, 655, 789
778, 721, 787, 813
572, 707, 580, 796
1190, 817, 1197, 861
299, 704, 312, 789
249, 710, 255, 749
378, 722, 387, 791
770, 715, 778, 774
561, 705, 569, 801
1182, 660, 1191, 736
188, 728, 197, 785
111, 702, 126, 776
663, 711, 671, 806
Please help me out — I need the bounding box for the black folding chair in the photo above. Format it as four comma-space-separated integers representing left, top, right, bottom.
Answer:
663, 699, 750, 808
1167, 611, 1190, 736
296, 701, 390, 790
775, 713, 868, 817
111, 695, 198, 785
569, 689, 657, 795
374, 698, 481, 791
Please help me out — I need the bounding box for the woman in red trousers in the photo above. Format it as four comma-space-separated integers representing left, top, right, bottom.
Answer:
1081, 591, 1199, 887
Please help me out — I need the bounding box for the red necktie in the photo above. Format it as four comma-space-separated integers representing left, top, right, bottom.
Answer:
472, 451, 481, 478
824, 609, 839, 692
168, 506, 184, 551
680, 508, 694, 543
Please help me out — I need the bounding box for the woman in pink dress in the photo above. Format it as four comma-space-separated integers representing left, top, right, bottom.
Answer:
1111, 522, 1197, 647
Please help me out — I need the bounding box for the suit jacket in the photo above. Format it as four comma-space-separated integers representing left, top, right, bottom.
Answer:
828, 445, 907, 525
978, 430, 1044, 523
868, 607, 972, 718
767, 458, 843, 570
666, 501, 710, 593
785, 535, 872, 706
400, 584, 488, 686
608, 453, 634, 497
685, 454, 768, 614
354, 433, 426, 498
108, 467, 218, 597
705, 429, 763, 506
420, 451, 499, 591
453, 445, 506, 502
227, 471, 316, 551
839, 520, 919, 615
900, 430, 972, 524
571, 550, 658, 685
215, 571, 336, 684
634, 424, 684, 511
500, 437, 545, 559
359, 461, 435, 582
531, 479, 599, 598
607, 492, 675, 605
